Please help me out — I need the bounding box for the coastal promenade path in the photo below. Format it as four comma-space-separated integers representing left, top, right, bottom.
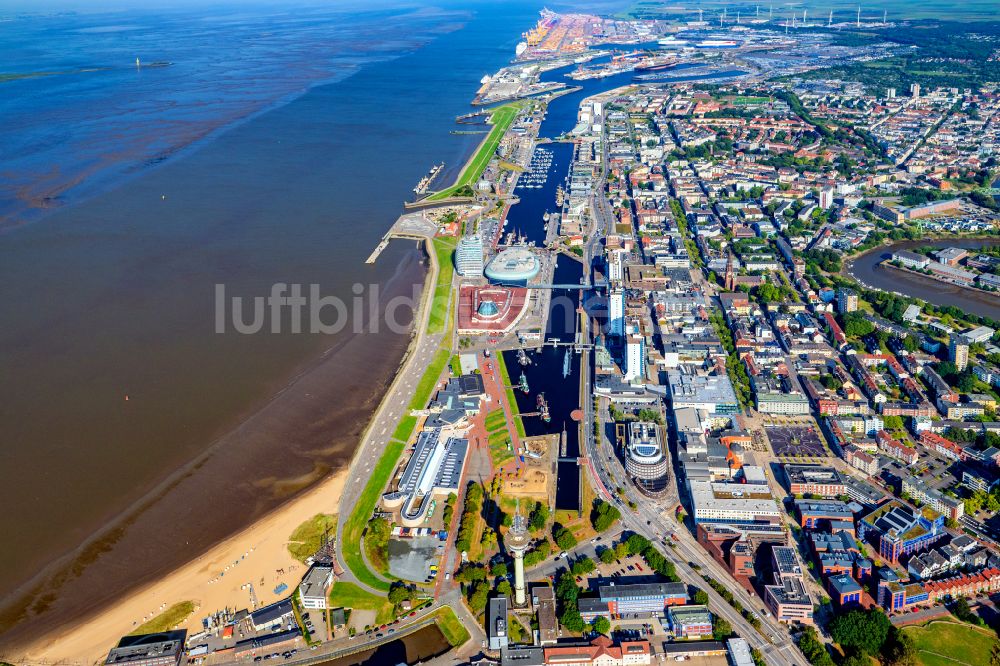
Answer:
335, 232, 452, 593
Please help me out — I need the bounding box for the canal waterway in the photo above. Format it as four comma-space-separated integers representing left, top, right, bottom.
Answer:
500, 48, 752, 512
847, 238, 1000, 321
501, 58, 638, 513
320, 623, 450, 666
505, 258, 584, 510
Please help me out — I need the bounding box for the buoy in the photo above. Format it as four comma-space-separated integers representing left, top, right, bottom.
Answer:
161, 195, 166, 200
124, 395, 129, 401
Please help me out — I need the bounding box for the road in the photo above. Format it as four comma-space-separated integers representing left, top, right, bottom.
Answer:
566, 123, 806, 666
335, 231, 452, 592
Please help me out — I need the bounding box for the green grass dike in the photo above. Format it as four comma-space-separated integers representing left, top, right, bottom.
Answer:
495, 351, 526, 438
128, 601, 196, 635
426, 102, 523, 202
341, 348, 451, 590
427, 236, 457, 335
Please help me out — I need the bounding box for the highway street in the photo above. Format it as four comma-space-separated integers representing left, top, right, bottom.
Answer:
565, 124, 808, 666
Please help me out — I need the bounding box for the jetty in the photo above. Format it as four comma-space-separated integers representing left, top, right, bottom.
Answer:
366, 211, 439, 264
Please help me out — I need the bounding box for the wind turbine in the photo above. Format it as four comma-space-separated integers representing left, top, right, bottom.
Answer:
857, 6, 861, 28
829, 10, 833, 26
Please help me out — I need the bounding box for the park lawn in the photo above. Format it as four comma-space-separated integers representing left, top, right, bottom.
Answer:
484, 408, 507, 432
488, 428, 511, 446
329, 582, 395, 625
489, 431, 514, 467
903, 620, 998, 666
495, 352, 526, 438
407, 348, 451, 412
392, 415, 418, 444
287, 513, 337, 563
427, 237, 457, 335
426, 103, 522, 201
433, 606, 471, 647
129, 601, 195, 635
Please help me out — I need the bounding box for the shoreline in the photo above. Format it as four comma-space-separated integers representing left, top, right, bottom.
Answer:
0, 3, 527, 659
0, 313, 360, 626
7, 468, 351, 664
3, 236, 440, 664
0, 244, 427, 656
881, 261, 1000, 299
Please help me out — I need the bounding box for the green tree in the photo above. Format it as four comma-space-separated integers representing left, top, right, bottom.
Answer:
496, 579, 512, 597
555, 571, 580, 605
560, 607, 585, 632
553, 524, 578, 551
798, 626, 836, 666
599, 548, 616, 564
829, 609, 891, 656
572, 556, 596, 575
593, 616, 611, 635
640, 545, 679, 581
842, 313, 875, 338
491, 562, 509, 578
455, 563, 487, 584
367, 516, 392, 552
693, 589, 710, 605
388, 581, 413, 604
882, 626, 917, 666
523, 540, 552, 567
713, 617, 733, 640
467, 583, 489, 613
625, 533, 651, 555
591, 499, 622, 532
529, 502, 550, 532
840, 650, 871, 666
883, 415, 904, 431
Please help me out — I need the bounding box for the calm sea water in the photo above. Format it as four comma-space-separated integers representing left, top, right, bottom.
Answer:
0, 0, 559, 641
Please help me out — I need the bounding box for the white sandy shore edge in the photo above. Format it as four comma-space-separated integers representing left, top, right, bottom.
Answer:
12, 468, 349, 665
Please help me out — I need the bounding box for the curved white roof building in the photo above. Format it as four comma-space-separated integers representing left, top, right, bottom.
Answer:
484, 247, 539, 286
625, 421, 669, 495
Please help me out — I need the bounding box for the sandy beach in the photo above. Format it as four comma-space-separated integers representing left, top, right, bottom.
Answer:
10, 468, 349, 665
